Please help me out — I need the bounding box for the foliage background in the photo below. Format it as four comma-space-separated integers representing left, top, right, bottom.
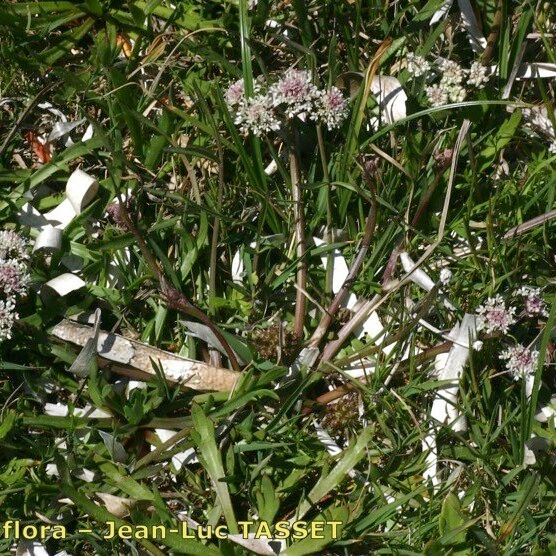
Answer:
0, 0, 555, 554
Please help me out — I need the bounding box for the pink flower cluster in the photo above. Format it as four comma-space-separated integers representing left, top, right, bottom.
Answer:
476, 295, 516, 334
516, 286, 548, 318
225, 70, 348, 136
476, 286, 548, 382
0, 230, 29, 341
500, 344, 538, 381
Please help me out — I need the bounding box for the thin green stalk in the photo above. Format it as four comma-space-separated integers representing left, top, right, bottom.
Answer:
290, 143, 307, 340
317, 124, 334, 296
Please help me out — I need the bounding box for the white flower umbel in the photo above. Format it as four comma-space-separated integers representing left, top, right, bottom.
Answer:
0, 259, 30, 296
0, 230, 30, 342
476, 295, 516, 334
425, 84, 449, 107
224, 78, 245, 108
406, 53, 431, 77
234, 94, 280, 136
0, 297, 17, 341
438, 59, 465, 84
270, 69, 319, 119
313, 86, 348, 130
0, 230, 28, 260
516, 286, 548, 318
500, 344, 538, 381
468, 61, 490, 88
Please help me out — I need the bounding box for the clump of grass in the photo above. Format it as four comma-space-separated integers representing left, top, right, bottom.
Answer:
0, 0, 555, 555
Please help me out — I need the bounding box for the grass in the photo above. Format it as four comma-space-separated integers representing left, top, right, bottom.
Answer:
0, 0, 555, 554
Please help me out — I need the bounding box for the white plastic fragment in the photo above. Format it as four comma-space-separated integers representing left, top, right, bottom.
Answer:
313, 237, 357, 309
48, 119, 85, 143
43, 199, 78, 230
515, 63, 556, 79
312, 238, 389, 349
535, 395, 556, 423
430, 315, 476, 429
400, 251, 456, 310
42, 273, 86, 297
264, 159, 278, 175
369, 75, 407, 126
457, 0, 487, 53
37, 168, 98, 231
33, 226, 63, 252
45, 464, 96, 482
155, 428, 198, 469
16, 542, 49, 556
127, 380, 148, 395
429, 0, 487, 53
314, 421, 343, 456
286, 346, 320, 381
231, 250, 244, 284
81, 124, 94, 142
44, 402, 110, 418
66, 169, 98, 213
424, 315, 476, 487
430, 0, 453, 25
38, 102, 90, 147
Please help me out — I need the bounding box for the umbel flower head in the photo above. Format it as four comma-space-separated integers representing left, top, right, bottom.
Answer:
404, 54, 490, 107
405, 53, 431, 77
225, 78, 245, 108
500, 344, 538, 380
0, 298, 17, 341
0, 230, 30, 342
312, 87, 348, 130
516, 286, 548, 318
270, 69, 319, 119
224, 69, 348, 136
0, 259, 29, 296
234, 94, 281, 137
0, 230, 28, 260
476, 294, 516, 334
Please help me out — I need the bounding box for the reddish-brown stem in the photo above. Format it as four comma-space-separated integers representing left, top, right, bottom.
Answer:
303, 340, 454, 413
308, 199, 377, 349
116, 201, 241, 373
382, 158, 448, 285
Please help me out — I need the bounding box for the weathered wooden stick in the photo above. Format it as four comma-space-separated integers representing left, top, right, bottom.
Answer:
50, 319, 240, 392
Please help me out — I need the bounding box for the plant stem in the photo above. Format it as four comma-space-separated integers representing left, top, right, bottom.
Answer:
208, 146, 225, 367
117, 201, 240, 373
316, 124, 334, 296
308, 199, 377, 349
290, 142, 307, 340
